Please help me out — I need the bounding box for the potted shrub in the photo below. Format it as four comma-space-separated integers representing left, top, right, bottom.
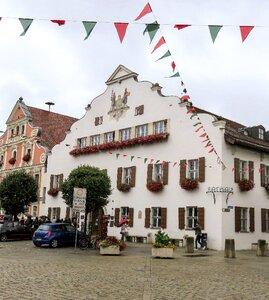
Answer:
99, 236, 126, 255
118, 183, 131, 192
180, 178, 198, 190
147, 182, 163, 192
152, 230, 176, 258
47, 188, 59, 197
238, 179, 254, 191
22, 154, 31, 162
8, 157, 16, 165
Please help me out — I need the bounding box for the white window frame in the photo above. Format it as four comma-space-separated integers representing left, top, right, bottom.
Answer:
123, 167, 132, 184
91, 135, 100, 146
120, 128, 131, 141
104, 132, 114, 143
120, 207, 129, 220
151, 207, 162, 229
53, 175, 61, 190
258, 128, 264, 140
188, 159, 198, 180
77, 137, 87, 148
153, 164, 163, 182
239, 160, 248, 180
186, 206, 198, 229
154, 120, 167, 134
240, 208, 248, 232
135, 124, 148, 138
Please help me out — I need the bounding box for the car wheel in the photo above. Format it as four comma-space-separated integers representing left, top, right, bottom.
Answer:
50, 239, 59, 248
33, 242, 41, 247
0, 234, 7, 242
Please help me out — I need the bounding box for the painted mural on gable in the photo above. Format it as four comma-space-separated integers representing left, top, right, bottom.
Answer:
108, 88, 130, 120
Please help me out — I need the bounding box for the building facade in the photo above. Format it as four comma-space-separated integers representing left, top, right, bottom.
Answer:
0, 98, 77, 217
45, 65, 269, 250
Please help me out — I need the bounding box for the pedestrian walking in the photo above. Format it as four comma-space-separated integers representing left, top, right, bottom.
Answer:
120, 221, 129, 241
194, 222, 202, 249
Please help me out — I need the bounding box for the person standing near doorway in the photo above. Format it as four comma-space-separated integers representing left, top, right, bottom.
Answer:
194, 222, 202, 249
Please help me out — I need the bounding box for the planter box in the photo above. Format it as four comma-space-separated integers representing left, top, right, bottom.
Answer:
152, 247, 174, 258
100, 246, 120, 255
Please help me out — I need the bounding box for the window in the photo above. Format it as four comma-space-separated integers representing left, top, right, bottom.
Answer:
123, 167, 132, 184
186, 207, 198, 229
239, 160, 248, 180
265, 166, 269, 185
16, 126, 19, 136
153, 164, 163, 182
120, 128, 131, 141
151, 207, 162, 228
27, 149, 31, 156
136, 124, 148, 137
65, 224, 75, 232
94, 116, 103, 126
35, 174, 39, 189
13, 151, 17, 159
240, 208, 248, 232
188, 159, 198, 180
10, 129, 14, 138
91, 135, 100, 146
32, 206, 37, 217
21, 125, 25, 135
50, 174, 63, 191
77, 137, 87, 148
135, 105, 144, 116
42, 187, 46, 203
120, 207, 129, 220
154, 120, 167, 134
258, 128, 264, 140
104, 131, 114, 143
0, 155, 3, 162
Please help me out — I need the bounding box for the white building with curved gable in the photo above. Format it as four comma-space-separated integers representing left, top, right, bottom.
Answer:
44, 65, 269, 250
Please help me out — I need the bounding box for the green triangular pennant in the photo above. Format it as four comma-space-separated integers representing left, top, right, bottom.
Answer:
144, 158, 148, 164
190, 112, 198, 119
116, 153, 120, 159
19, 18, 33, 36
143, 21, 160, 43
156, 50, 171, 61
168, 72, 180, 78
208, 25, 222, 43
82, 21, 97, 40
131, 156, 135, 161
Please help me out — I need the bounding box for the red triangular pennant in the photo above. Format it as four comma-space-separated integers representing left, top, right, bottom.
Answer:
240, 26, 254, 42
134, 3, 152, 21
174, 24, 191, 30
171, 61, 176, 72
114, 23, 129, 43
151, 36, 166, 53
51, 20, 65, 26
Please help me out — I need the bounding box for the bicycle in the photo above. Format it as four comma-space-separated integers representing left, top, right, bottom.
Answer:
78, 234, 101, 250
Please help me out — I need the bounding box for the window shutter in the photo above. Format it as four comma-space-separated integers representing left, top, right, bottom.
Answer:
117, 168, 123, 189
161, 207, 167, 229
198, 157, 205, 182
178, 207, 185, 229
147, 164, 153, 185
248, 161, 254, 182
56, 207, 61, 220
94, 117, 99, 126
180, 159, 187, 184
129, 208, 134, 227
260, 164, 265, 187
48, 207, 52, 220
197, 207, 205, 230
234, 206, 241, 232
145, 208, 150, 228
234, 158, 240, 183
65, 207, 70, 219
59, 174, 64, 191
261, 208, 266, 232
140, 105, 144, 115
249, 207, 255, 232
162, 162, 169, 185
114, 208, 120, 227
50, 175, 54, 189
130, 166, 136, 187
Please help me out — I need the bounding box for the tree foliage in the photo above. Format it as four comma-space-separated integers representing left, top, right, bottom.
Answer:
0, 170, 38, 218
62, 165, 111, 214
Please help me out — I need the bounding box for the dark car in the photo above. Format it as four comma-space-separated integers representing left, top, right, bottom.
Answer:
0, 222, 35, 242
32, 223, 77, 248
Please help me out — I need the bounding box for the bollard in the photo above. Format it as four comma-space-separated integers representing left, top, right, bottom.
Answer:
257, 239, 267, 257
224, 239, 236, 258
185, 236, 194, 253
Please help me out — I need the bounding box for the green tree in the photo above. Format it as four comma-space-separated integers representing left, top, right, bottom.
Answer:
0, 170, 38, 219
62, 165, 111, 233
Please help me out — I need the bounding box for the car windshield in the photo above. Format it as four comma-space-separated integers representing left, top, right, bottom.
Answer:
38, 225, 51, 231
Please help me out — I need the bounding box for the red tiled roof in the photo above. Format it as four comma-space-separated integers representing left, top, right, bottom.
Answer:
27, 106, 78, 150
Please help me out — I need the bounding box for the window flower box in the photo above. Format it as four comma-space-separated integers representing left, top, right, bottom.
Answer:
238, 179, 254, 191
152, 230, 176, 258
180, 178, 198, 190
8, 157, 16, 165
22, 154, 31, 162
118, 183, 131, 192
47, 188, 59, 197
99, 236, 126, 255
147, 182, 163, 192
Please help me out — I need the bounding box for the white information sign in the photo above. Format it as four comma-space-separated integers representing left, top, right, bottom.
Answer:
73, 187, 86, 212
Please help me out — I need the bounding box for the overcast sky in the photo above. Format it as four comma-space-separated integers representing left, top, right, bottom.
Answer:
0, 0, 269, 132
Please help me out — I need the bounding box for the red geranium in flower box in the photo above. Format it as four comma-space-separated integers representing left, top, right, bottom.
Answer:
47, 188, 59, 197
147, 182, 164, 192
118, 183, 131, 192
22, 154, 31, 162
8, 157, 16, 165
180, 178, 198, 190
238, 179, 254, 191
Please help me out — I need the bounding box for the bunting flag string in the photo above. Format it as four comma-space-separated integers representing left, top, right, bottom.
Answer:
114, 22, 129, 43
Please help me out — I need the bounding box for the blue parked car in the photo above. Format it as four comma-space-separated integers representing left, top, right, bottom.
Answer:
32, 223, 77, 248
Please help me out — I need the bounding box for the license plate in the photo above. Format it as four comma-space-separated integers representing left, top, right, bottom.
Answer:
36, 238, 42, 241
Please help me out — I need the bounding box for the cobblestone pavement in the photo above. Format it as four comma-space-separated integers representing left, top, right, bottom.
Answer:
0, 241, 269, 300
